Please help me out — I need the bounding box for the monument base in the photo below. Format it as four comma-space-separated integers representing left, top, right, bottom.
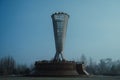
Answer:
31, 60, 89, 77
76, 63, 89, 76
33, 60, 79, 77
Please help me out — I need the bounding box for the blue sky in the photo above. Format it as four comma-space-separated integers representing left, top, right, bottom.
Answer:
0, 0, 120, 65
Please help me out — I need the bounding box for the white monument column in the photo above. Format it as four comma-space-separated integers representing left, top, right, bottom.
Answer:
51, 12, 69, 61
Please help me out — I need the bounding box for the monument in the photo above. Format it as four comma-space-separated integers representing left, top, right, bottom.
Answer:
33, 12, 88, 77
51, 12, 69, 61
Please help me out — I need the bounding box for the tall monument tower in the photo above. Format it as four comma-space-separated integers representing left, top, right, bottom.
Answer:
33, 12, 88, 76
51, 12, 69, 61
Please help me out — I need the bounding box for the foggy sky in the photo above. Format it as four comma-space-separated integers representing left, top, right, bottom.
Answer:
0, 0, 120, 65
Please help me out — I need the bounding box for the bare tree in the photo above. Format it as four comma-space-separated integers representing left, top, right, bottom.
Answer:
98, 58, 113, 74
15, 64, 30, 75
0, 56, 16, 75
80, 54, 87, 65
87, 57, 97, 74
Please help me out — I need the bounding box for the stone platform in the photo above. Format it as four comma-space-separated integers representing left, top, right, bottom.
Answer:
32, 60, 89, 77
76, 63, 89, 75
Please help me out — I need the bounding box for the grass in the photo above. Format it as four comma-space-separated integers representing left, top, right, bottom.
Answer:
0, 76, 120, 80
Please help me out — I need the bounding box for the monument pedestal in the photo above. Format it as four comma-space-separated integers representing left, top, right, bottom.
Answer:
32, 60, 89, 77
34, 61, 79, 77
76, 63, 89, 76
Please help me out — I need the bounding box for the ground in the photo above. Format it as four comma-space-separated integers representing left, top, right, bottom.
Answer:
0, 76, 120, 80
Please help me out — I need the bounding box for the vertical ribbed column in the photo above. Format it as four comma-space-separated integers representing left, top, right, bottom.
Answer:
51, 12, 69, 61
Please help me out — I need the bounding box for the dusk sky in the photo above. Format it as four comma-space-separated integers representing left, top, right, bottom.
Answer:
0, 0, 120, 65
